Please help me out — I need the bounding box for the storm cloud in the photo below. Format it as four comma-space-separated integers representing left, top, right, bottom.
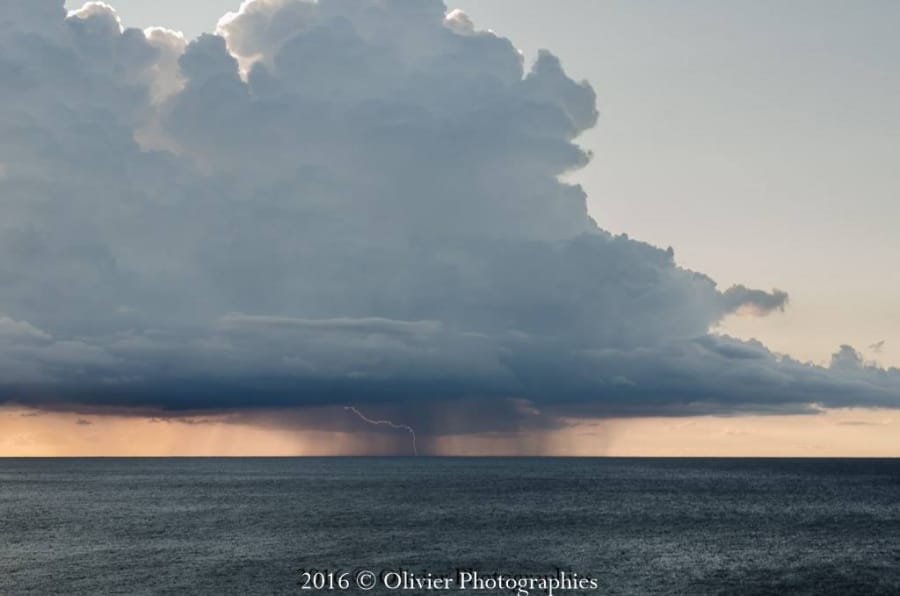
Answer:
0, 0, 897, 430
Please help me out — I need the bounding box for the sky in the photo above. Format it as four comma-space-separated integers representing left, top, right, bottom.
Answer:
1, 0, 897, 455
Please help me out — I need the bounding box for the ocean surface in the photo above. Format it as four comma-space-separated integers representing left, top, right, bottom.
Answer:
1, 458, 899, 595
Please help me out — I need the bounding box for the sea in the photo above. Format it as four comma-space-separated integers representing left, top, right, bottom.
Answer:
1, 458, 899, 595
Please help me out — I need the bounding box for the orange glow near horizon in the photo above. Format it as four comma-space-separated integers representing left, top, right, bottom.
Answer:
2, 406, 898, 457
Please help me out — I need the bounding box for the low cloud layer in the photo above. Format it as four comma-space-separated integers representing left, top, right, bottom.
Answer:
0, 0, 897, 432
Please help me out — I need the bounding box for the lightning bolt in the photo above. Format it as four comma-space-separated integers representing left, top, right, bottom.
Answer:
344, 406, 418, 456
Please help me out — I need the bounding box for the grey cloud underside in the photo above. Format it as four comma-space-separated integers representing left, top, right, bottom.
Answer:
0, 0, 897, 427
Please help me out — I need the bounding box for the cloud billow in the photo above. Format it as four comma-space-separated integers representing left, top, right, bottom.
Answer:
0, 0, 896, 429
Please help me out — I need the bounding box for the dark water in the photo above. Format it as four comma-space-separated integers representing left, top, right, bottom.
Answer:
1, 458, 899, 595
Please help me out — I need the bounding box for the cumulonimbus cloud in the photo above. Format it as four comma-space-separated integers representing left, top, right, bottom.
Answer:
0, 0, 897, 431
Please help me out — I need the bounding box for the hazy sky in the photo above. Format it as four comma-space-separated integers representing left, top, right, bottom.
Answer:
1, 0, 895, 455
61, 0, 900, 367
